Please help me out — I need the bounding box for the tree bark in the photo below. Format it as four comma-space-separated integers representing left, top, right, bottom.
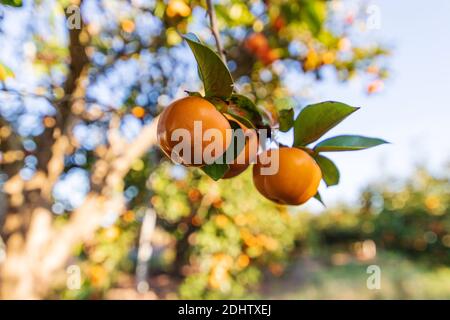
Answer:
0, 117, 158, 299
0, 0, 162, 299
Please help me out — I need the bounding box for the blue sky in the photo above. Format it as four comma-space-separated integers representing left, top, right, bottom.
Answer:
302, 0, 450, 210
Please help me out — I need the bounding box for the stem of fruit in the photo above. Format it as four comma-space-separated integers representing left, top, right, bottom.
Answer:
206, 0, 226, 62
296, 146, 316, 156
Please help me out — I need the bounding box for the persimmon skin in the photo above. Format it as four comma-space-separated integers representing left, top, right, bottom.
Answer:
222, 115, 258, 179
252, 147, 322, 205
157, 96, 232, 167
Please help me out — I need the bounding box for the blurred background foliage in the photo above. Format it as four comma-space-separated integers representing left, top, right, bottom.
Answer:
57, 163, 450, 299
1, 0, 448, 300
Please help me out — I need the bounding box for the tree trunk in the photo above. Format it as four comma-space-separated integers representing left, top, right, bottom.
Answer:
0, 0, 162, 299
0, 118, 158, 299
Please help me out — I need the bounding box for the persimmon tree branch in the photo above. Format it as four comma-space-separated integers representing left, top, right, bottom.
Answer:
206, 0, 226, 61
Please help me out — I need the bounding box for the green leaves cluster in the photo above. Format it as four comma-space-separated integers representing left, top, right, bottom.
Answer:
183, 34, 233, 98
183, 33, 388, 200
279, 101, 388, 199
183, 33, 263, 181
293, 102, 358, 146
0, 0, 22, 7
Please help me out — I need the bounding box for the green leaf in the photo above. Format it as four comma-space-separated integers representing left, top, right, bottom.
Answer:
302, 0, 326, 36
314, 154, 340, 187
183, 33, 234, 98
1, 0, 22, 7
185, 34, 206, 83
313, 192, 325, 207
293, 101, 359, 146
201, 163, 230, 181
229, 94, 258, 113
215, 3, 255, 27
278, 108, 294, 132
274, 97, 294, 110
206, 96, 228, 112
225, 112, 255, 129
314, 135, 389, 152
228, 94, 263, 126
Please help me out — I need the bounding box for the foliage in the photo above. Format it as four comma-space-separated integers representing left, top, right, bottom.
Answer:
305, 167, 450, 265
293, 101, 358, 146
151, 164, 301, 299
57, 164, 450, 299
269, 252, 450, 299
180, 35, 387, 182
53, 212, 140, 299
0, 0, 390, 299
183, 33, 234, 98
314, 135, 388, 152
0, 0, 22, 7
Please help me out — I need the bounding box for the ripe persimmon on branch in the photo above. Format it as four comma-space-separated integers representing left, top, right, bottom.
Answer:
157, 34, 389, 206
0, 0, 391, 299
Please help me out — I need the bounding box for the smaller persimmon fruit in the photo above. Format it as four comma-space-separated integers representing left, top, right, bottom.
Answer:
252, 147, 322, 205
222, 115, 258, 179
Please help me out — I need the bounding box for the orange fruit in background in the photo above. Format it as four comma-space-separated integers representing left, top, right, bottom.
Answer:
131, 106, 145, 118
222, 114, 259, 179
367, 79, 384, 94
244, 33, 269, 55
120, 19, 135, 33
321, 51, 336, 65
166, 0, 191, 18
260, 49, 279, 65
273, 16, 285, 32
252, 147, 322, 205
237, 254, 250, 269
244, 33, 279, 65
157, 96, 232, 167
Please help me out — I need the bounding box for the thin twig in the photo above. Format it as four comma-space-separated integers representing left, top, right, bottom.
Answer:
205, 0, 226, 62
0, 87, 114, 110
0, 87, 52, 101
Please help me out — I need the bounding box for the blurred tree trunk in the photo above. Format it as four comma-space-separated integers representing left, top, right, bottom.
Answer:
172, 191, 215, 276
0, 118, 158, 299
0, 1, 159, 298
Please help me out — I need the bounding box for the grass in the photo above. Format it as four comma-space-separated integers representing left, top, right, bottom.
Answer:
261, 251, 450, 299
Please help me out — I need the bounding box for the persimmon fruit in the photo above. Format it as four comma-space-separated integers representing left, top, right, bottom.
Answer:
222, 114, 258, 179
157, 96, 232, 166
252, 147, 322, 205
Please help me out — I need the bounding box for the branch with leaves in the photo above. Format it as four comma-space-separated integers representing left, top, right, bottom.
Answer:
165, 33, 388, 205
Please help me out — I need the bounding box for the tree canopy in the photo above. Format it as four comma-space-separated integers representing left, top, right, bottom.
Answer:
0, 0, 390, 299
